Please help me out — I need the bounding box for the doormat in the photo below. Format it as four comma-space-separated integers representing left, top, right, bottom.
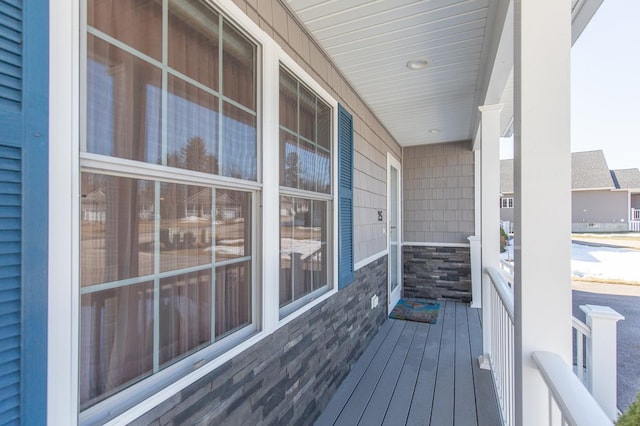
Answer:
389, 298, 440, 324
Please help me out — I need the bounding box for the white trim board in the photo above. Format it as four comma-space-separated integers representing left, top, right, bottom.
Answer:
354, 250, 388, 271
403, 242, 471, 248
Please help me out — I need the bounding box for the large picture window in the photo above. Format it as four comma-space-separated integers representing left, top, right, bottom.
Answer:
81, 0, 257, 410
278, 66, 332, 316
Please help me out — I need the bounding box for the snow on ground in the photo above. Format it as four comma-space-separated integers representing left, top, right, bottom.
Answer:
500, 241, 640, 283
571, 243, 640, 283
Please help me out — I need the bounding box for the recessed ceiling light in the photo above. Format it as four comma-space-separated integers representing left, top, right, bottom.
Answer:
429, 128, 441, 134
406, 59, 428, 70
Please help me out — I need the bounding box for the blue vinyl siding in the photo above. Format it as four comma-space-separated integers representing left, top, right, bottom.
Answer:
337, 104, 354, 288
0, 0, 48, 423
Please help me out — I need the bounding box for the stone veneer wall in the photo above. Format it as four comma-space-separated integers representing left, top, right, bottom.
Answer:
131, 257, 387, 425
403, 246, 471, 302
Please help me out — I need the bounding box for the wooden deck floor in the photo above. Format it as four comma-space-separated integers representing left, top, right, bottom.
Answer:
315, 301, 502, 426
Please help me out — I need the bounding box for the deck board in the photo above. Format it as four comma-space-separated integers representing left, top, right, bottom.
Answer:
454, 302, 478, 426
467, 307, 503, 426
333, 320, 405, 425
430, 301, 456, 426
358, 321, 418, 425
381, 321, 430, 426
316, 302, 501, 426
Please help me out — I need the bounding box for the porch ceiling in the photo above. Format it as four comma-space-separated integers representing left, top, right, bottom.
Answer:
284, 0, 604, 148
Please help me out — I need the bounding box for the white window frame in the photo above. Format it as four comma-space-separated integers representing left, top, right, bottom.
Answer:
49, 0, 339, 424
501, 197, 514, 208
78, 0, 263, 422
276, 63, 336, 320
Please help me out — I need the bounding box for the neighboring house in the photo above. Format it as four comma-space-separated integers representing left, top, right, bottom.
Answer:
501, 151, 640, 232
1, 1, 616, 425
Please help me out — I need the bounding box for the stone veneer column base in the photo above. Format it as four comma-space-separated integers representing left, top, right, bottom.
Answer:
130, 256, 388, 426
403, 245, 472, 302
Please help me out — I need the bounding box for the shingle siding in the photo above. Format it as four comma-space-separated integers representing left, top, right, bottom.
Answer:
403, 141, 475, 244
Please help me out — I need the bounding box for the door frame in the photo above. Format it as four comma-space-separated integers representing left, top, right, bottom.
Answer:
387, 153, 402, 313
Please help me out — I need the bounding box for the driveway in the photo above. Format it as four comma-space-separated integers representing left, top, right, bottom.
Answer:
572, 281, 640, 412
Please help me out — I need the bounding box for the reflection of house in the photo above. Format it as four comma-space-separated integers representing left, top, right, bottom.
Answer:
6, 0, 621, 425
183, 189, 247, 220
501, 151, 640, 232
81, 189, 106, 222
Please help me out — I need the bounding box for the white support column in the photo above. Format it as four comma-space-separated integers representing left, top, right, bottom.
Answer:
478, 104, 502, 368
514, 0, 572, 425
469, 149, 482, 309
581, 305, 625, 422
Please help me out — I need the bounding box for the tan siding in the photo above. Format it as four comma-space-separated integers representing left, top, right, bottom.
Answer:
403, 141, 475, 244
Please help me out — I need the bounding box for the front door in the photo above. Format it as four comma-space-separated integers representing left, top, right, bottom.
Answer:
387, 155, 401, 313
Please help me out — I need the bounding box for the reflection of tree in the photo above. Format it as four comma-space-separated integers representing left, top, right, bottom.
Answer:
168, 136, 218, 174
285, 151, 301, 188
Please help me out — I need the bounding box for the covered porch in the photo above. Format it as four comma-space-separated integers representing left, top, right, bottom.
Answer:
287, 0, 619, 424
316, 302, 501, 426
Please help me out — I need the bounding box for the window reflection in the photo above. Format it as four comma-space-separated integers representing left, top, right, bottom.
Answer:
79, 281, 154, 409
80, 174, 155, 286
88, 0, 162, 60
80, 172, 253, 407
168, 0, 219, 91
159, 270, 212, 367
86, 1, 257, 181
279, 197, 328, 308
87, 36, 162, 163
159, 183, 212, 273
216, 261, 251, 338
166, 76, 219, 173
278, 66, 331, 194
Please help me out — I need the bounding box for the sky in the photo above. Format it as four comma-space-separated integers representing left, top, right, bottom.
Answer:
501, 0, 640, 171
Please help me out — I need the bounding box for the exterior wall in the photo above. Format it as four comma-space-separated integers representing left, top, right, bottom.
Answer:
403, 246, 471, 302
631, 194, 640, 209
229, 0, 400, 264
572, 190, 629, 232
403, 141, 475, 244
401, 141, 474, 302
500, 192, 515, 223
88, 0, 398, 423
132, 257, 388, 425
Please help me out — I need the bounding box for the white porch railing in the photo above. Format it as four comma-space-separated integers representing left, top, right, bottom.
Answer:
486, 267, 515, 426
632, 209, 640, 231
533, 351, 612, 425
499, 260, 514, 285
485, 267, 622, 425
572, 316, 590, 384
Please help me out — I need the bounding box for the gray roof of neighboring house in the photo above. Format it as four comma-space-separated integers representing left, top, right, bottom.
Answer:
571, 150, 615, 189
611, 168, 640, 189
501, 150, 624, 194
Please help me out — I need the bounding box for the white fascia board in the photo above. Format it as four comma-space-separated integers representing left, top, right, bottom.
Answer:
471, 0, 514, 150
571, 0, 605, 45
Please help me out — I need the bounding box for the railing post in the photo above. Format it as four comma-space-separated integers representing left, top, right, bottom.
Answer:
581, 304, 625, 422
468, 236, 481, 308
